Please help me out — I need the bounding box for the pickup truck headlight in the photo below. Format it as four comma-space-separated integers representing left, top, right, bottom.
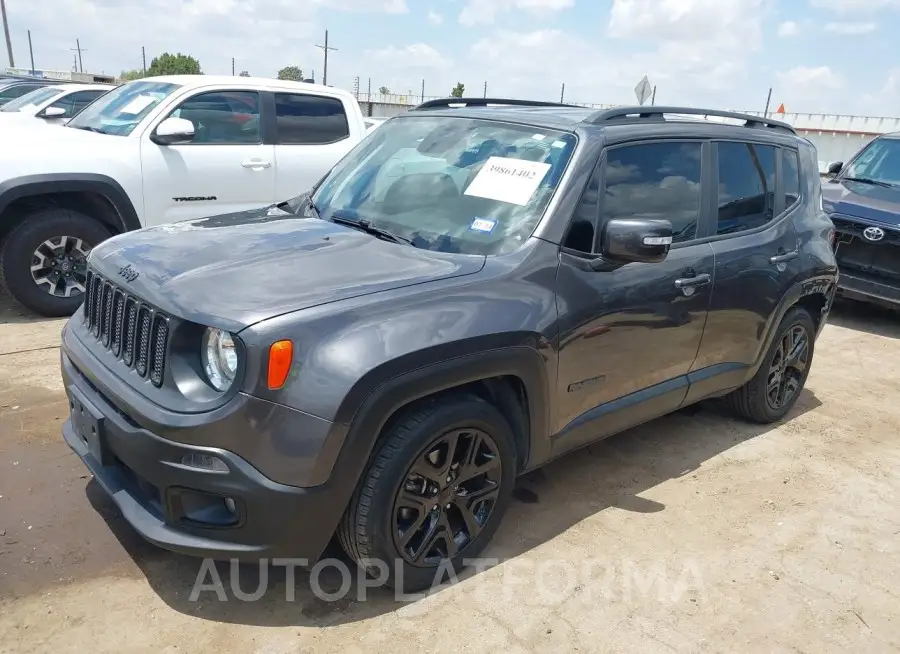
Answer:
202, 328, 239, 391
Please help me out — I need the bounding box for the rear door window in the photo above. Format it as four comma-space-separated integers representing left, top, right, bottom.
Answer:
715, 141, 777, 235
274, 93, 350, 145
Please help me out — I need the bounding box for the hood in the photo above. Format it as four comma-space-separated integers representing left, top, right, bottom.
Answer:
822, 178, 900, 230
87, 206, 487, 332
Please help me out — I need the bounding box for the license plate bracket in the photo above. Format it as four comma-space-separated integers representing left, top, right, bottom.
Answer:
70, 394, 112, 466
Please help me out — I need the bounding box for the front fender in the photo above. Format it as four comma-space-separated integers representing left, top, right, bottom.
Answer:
0, 173, 142, 231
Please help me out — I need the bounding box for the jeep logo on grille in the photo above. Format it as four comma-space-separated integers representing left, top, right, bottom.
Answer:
118, 264, 140, 283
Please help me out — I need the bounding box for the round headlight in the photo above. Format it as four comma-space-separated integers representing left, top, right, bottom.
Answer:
202, 328, 239, 391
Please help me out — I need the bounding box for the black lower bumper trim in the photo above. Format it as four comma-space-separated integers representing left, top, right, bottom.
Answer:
837, 271, 900, 307
62, 378, 338, 562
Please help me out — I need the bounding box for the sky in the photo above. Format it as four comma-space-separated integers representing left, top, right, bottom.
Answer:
4, 0, 900, 116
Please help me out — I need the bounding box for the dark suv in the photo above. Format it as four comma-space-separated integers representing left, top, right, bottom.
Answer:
60, 101, 838, 592
825, 133, 900, 309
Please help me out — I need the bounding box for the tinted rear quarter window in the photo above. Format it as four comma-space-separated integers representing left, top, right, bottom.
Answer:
601, 141, 703, 244
782, 149, 801, 208
716, 141, 776, 235
275, 93, 349, 145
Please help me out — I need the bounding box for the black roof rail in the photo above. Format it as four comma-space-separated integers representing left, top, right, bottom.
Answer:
585, 106, 796, 134
412, 97, 578, 111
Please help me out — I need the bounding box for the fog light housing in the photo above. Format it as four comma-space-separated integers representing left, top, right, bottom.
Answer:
180, 453, 229, 472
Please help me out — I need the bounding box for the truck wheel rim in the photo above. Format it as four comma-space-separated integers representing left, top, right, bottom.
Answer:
30, 235, 91, 298
392, 427, 503, 567
767, 324, 809, 411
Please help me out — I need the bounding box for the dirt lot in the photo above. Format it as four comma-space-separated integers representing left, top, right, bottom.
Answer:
1, 294, 899, 654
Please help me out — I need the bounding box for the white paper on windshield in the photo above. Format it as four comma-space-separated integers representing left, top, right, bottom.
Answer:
463, 156, 552, 206
119, 95, 157, 115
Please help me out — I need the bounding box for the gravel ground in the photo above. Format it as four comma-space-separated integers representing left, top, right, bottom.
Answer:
1, 295, 898, 653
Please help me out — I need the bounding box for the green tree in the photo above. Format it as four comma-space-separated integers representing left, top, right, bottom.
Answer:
120, 69, 146, 81
277, 65, 304, 81
147, 52, 202, 76
450, 82, 465, 97
378, 86, 391, 95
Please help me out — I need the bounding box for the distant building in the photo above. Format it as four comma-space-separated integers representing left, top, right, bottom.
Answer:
3, 67, 117, 85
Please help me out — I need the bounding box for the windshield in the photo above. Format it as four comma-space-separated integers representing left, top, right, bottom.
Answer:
843, 137, 900, 186
66, 80, 181, 136
0, 86, 65, 112
310, 116, 577, 255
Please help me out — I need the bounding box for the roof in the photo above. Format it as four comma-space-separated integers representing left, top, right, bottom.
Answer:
401, 99, 799, 139
141, 75, 354, 98
53, 83, 114, 92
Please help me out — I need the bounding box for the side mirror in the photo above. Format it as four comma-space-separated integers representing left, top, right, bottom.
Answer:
827, 161, 843, 176
151, 116, 195, 145
39, 106, 67, 118
601, 218, 673, 264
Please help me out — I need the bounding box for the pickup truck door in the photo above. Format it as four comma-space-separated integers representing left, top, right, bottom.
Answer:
270, 91, 363, 201
139, 88, 276, 226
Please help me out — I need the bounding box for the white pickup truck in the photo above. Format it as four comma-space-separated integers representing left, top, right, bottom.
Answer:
0, 75, 370, 316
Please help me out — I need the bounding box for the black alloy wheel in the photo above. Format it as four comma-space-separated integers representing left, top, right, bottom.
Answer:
766, 324, 809, 412
392, 427, 503, 566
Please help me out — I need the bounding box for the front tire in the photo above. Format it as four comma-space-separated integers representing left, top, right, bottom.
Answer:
338, 394, 517, 593
726, 306, 816, 423
0, 209, 111, 317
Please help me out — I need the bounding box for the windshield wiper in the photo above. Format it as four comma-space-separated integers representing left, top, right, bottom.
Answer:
329, 212, 414, 246
842, 176, 896, 188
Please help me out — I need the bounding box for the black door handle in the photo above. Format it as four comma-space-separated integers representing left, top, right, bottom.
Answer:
770, 250, 799, 264
674, 273, 711, 289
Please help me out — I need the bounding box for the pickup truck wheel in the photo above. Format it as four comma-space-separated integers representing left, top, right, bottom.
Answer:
0, 209, 111, 317
339, 394, 516, 593
726, 307, 815, 423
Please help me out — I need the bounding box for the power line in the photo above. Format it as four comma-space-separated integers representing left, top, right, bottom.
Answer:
0, 0, 13, 67
315, 30, 337, 86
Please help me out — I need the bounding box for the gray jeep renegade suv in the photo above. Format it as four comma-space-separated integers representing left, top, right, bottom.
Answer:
60, 100, 839, 592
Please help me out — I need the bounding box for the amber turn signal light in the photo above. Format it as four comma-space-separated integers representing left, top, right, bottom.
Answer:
267, 340, 293, 390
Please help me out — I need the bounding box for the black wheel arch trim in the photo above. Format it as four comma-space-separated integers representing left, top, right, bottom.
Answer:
747, 274, 836, 380
0, 173, 141, 233
310, 346, 552, 502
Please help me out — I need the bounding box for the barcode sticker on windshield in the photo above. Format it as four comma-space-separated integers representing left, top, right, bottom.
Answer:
464, 156, 552, 206
120, 95, 157, 115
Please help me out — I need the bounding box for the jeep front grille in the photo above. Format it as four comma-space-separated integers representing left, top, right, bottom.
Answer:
82, 269, 170, 387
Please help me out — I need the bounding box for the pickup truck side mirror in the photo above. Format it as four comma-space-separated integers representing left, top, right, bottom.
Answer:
39, 106, 67, 118
601, 218, 673, 265
827, 161, 843, 176
151, 116, 195, 145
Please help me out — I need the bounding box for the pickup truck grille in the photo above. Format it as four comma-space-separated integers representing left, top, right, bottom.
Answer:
82, 269, 170, 387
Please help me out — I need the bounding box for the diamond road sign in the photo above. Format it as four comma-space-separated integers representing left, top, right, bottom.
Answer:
635, 75, 652, 105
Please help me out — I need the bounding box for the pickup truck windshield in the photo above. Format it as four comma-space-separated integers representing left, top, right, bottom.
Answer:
67, 80, 181, 136
0, 86, 65, 112
843, 137, 900, 186
311, 115, 577, 255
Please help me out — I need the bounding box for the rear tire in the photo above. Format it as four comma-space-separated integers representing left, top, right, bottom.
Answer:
0, 209, 111, 317
726, 307, 815, 423
338, 394, 517, 594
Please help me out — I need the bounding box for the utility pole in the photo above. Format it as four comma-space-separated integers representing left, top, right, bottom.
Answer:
420, 78, 424, 102
0, 0, 13, 68
231, 57, 235, 75
27, 30, 34, 71
650, 85, 657, 106
141, 46, 146, 74
70, 39, 85, 72
483, 81, 487, 98
560, 82, 565, 103
315, 29, 337, 86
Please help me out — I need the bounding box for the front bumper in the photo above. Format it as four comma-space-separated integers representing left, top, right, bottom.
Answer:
836, 271, 900, 308
60, 331, 346, 562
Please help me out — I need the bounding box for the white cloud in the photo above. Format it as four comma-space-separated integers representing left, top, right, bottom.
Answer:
824, 21, 877, 34
778, 21, 799, 37
427, 9, 443, 24
772, 65, 847, 112
458, 0, 573, 27
810, 0, 900, 13
776, 65, 844, 90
